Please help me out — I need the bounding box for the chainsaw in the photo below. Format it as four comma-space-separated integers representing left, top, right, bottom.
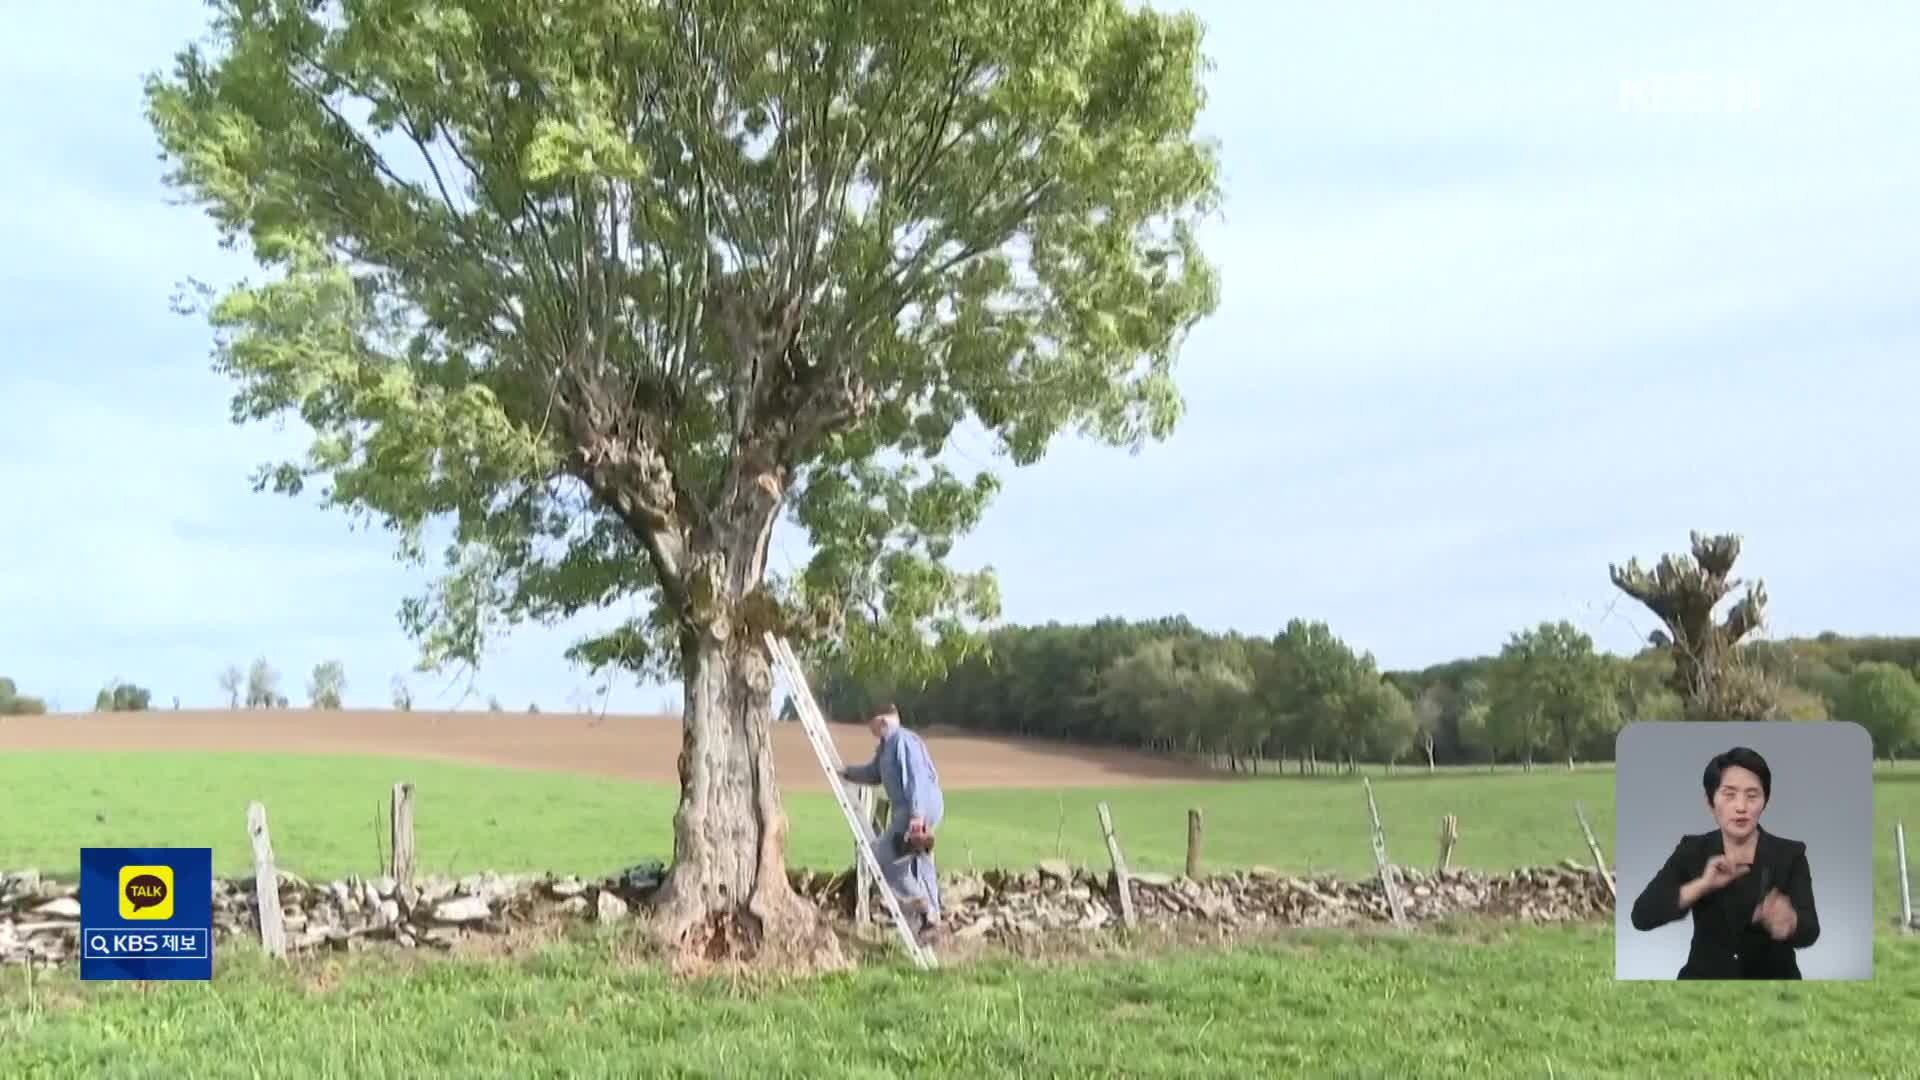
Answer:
895, 818, 936, 856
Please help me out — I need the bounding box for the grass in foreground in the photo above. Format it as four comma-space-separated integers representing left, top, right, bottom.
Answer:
3, 924, 1919, 1077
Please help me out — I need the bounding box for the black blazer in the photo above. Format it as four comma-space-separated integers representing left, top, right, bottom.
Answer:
1629, 827, 1820, 979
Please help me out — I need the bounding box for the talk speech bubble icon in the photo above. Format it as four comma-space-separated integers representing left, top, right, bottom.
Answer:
118, 865, 175, 920
125, 874, 168, 910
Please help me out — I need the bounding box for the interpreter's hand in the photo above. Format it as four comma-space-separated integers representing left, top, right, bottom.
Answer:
1753, 889, 1797, 941
1696, 854, 1750, 894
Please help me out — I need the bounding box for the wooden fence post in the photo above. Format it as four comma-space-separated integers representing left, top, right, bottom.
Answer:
1897, 822, 1912, 934
1096, 802, 1137, 928
853, 785, 875, 925
1185, 809, 1204, 879
389, 782, 415, 886
247, 801, 287, 959
1572, 802, 1615, 899
1362, 778, 1406, 926
1437, 814, 1459, 872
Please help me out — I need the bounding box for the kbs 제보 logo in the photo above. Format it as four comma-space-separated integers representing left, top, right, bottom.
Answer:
81, 847, 213, 981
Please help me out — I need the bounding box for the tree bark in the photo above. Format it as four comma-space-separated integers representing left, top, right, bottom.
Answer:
642, 471, 844, 975
652, 622, 840, 968
651, 626, 844, 974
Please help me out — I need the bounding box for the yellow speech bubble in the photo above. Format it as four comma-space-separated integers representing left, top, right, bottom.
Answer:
118, 864, 174, 920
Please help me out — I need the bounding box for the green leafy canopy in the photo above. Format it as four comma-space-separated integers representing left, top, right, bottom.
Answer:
146, 0, 1221, 687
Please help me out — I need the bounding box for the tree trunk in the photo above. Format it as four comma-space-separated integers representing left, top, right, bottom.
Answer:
1424, 736, 1435, 773
649, 629, 843, 973
644, 488, 844, 974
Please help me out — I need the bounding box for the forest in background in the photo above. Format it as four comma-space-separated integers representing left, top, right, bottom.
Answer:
816, 619, 1920, 771
815, 534, 1920, 771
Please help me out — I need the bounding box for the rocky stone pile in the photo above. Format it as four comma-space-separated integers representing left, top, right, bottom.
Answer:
0, 863, 667, 967
1, 858, 1614, 966
806, 858, 1615, 940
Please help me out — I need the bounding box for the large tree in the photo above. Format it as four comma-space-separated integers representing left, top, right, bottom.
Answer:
146, 0, 1220, 969
1609, 531, 1777, 722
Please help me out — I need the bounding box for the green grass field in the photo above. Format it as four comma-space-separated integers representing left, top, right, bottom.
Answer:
4, 923, 1919, 1076
6, 753, 1919, 912
4, 753, 1920, 1076
6, 752, 1647, 881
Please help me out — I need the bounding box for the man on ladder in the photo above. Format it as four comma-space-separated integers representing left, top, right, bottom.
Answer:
839, 703, 946, 944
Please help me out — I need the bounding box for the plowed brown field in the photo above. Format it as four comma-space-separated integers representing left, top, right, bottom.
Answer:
0, 709, 1211, 789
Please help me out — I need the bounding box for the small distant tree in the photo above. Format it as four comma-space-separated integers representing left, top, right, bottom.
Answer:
218, 665, 243, 708
0, 676, 48, 716
527, 702, 541, 714
308, 660, 347, 709
95, 679, 153, 712
274, 693, 290, 708
246, 658, 280, 709
1353, 677, 1417, 772
1257, 619, 1385, 774
1412, 686, 1447, 772
1484, 622, 1620, 771
487, 695, 504, 712
1835, 662, 1920, 762
1456, 688, 1493, 770
391, 676, 413, 711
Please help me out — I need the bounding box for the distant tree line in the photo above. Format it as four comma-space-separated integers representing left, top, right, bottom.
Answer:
817, 618, 1920, 769
215, 658, 350, 709
819, 534, 1920, 768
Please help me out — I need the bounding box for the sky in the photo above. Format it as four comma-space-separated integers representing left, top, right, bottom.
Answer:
3, 1, 1916, 713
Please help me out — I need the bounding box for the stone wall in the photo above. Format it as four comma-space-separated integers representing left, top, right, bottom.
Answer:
1, 859, 1617, 967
